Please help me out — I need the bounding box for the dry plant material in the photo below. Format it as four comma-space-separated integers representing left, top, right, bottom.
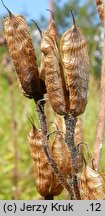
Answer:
2, 2, 43, 101
39, 10, 58, 82
50, 131, 71, 196
60, 11, 89, 116
28, 125, 52, 197
28, 122, 71, 198
41, 13, 69, 115
96, 0, 104, 24
80, 165, 105, 200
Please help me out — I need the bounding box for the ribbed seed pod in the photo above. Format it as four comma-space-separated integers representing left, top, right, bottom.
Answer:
49, 131, 71, 196
41, 19, 69, 115
54, 117, 83, 173
60, 12, 89, 116
3, 7, 43, 101
80, 166, 105, 200
28, 126, 52, 197
96, 0, 104, 25
39, 54, 46, 81
39, 11, 58, 82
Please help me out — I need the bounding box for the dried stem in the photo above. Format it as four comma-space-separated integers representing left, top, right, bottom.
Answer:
65, 114, 81, 200
35, 100, 74, 199
93, 5, 105, 171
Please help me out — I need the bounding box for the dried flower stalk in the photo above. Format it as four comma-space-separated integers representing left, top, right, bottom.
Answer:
93, 4, 105, 170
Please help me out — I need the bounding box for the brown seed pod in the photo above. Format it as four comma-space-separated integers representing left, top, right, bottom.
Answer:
96, 0, 104, 25
2, 1, 43, 101
80, 166, 105, 200
39, 10, 58, 82
41, 16, 69, 115
49, 131, 71, 196
28, 122, 52, 197
60, 11, 89, 116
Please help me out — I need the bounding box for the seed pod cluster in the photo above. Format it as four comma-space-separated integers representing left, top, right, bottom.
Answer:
3, 8, 43, 101
28, 123, 70, 197
96, 0, 104, 25
60, 13, 89, 116
80, 166, 105, 200
41, 16, 69, 115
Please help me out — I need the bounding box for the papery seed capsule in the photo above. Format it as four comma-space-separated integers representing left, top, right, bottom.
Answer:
39, 10, 58, 82
2, 1, 43, 101
28, 124, 52, 197
60, 11, 89, 116
96, 0, 104, 25
47, 131, 71, 196
80, 166, 105, 200
30, 19, 46, 94
54, 117, 83, 173
41, 16, 69, 115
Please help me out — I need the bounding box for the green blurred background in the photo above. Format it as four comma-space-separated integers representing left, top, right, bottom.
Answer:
0, 0, 105, 199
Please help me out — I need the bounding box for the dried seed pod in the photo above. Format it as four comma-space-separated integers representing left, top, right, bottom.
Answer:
28, 124, 52, 197
39, 54, 46, 81
49, 131, 71, 196
39, 10, 58, 82
2, 2, 43, 101
96, 0, 104, 24
41, 19, 69, 115
54, 117, 83, 173
60, 11, 89, 116
80, 166, 105, 200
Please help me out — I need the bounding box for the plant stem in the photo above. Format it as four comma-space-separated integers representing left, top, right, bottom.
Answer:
35, 100, 75, 199
93, 6, 105, 170
65, 114, 81, 200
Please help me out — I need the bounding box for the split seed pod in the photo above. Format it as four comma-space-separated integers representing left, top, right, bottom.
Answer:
2, 1, 43, 101
80, 166, 105, 200
41, 11, 69, 115
60, 11, 89, 116
96, 0, 104, 25
28, 123, 52, 197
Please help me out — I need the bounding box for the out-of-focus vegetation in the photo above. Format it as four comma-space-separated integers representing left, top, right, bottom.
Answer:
0, 0, 105, 199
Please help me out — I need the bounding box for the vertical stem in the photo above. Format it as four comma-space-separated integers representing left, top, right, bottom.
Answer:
65, 114, 81, 200
35, 100, 74, 199
93, 5, 105, 171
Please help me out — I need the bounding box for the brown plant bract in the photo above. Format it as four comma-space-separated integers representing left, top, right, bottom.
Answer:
41, 20, 69, 115
96, 0, 104, 24
28, 127, 52, 197
4, 14, 43, 100
80, 166, 105, 200
60, 24, 89, 116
